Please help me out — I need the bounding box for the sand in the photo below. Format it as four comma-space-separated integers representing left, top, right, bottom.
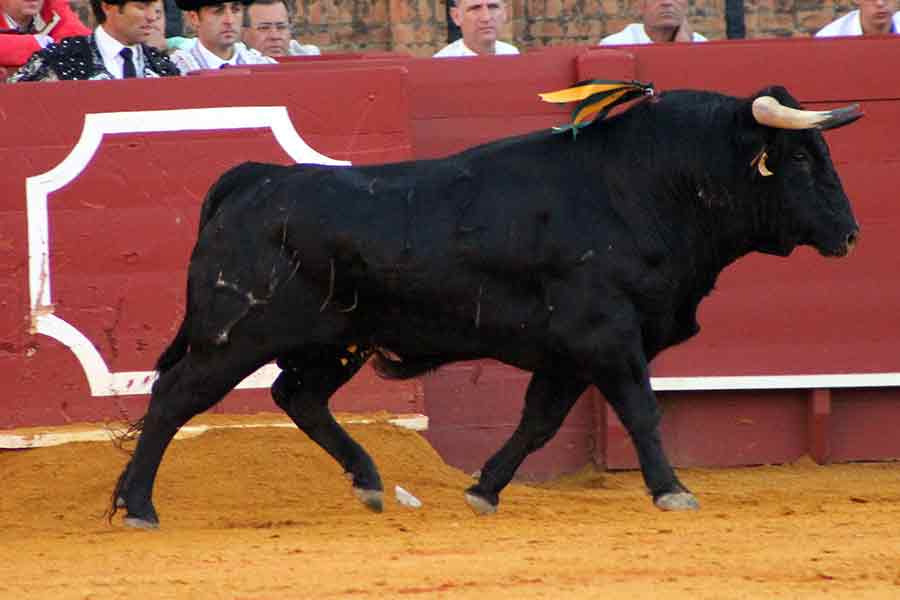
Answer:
1, 413, 898, 599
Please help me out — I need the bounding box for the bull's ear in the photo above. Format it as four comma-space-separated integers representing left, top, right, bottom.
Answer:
754, 85, 800, 110
737, 106, 782, 176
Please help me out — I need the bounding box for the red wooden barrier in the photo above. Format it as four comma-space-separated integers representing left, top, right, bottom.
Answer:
1, 37, 898, 478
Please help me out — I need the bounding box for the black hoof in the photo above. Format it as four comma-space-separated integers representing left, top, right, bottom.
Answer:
121, 500, 159, 529
123, 515, 160, 530
353, 487, 384, 513
654, 492, 700, 511
464, 485, 498, 516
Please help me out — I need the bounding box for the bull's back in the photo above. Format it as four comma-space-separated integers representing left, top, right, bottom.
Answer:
199, 162, 292, 233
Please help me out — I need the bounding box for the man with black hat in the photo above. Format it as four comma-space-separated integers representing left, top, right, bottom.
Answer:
8, 0, 178, 81
169, 0, 274, 73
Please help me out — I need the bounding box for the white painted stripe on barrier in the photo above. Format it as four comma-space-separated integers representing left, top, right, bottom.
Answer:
0, 414, 429, 449
88, 368, 900, 397
25, 107, 349, 398
649, 372, 900, 391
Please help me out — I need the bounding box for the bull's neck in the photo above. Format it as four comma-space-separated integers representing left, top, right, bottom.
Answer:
655, 171, 766, 296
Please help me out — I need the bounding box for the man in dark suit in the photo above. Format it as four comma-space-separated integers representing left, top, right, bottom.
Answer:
8, 0, 178, 81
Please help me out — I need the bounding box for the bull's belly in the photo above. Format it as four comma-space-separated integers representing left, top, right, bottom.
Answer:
363, 300, 570, 374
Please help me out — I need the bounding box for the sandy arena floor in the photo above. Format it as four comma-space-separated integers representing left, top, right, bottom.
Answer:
1, 413, 898, 599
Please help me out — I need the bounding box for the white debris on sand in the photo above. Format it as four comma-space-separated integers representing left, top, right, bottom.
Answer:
394, 485, 423, 508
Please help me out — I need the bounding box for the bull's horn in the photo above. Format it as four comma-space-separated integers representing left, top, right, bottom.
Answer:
752, 96, 863, 131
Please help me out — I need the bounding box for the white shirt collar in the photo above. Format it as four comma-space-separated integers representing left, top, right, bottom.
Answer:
95, 25, 143, 79
195, 40, 238, 69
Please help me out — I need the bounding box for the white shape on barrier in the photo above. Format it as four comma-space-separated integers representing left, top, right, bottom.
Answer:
26, 106, 349, 397
24, 108, 900, 397
0, 414, 429, 449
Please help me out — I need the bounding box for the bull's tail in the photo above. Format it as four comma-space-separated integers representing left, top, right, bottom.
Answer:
371, 350, 446, 380
106, 289, 190, 522
155, 308, 190, 374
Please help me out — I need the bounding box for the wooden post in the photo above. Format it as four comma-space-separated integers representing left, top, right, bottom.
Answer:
807, 388, 832, 465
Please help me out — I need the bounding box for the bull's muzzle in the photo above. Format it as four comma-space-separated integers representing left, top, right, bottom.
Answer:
829, 227, 860, 258
844, 228, 860, 255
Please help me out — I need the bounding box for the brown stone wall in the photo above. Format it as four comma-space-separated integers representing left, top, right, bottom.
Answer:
68, 0, 858, 57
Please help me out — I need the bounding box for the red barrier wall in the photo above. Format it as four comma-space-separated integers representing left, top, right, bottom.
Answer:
2, 38, 898, 476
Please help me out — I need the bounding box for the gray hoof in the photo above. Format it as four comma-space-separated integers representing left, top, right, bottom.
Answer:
353, 487, 384, 513
115, 496, 125, 508
465, 491, 498, 516
123, 516, 160, 530
654, 492, 700, 511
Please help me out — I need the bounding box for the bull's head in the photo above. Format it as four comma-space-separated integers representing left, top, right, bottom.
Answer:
747, 86, 862, 258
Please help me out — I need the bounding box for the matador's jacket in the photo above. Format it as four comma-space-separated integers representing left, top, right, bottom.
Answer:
7, 33, 179, 82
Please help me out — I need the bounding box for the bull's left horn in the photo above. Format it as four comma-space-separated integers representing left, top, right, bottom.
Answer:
752, 96, 864, 131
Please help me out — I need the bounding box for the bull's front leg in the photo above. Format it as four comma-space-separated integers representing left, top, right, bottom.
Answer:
465, 372, 588, 515
600, 376, 699, 511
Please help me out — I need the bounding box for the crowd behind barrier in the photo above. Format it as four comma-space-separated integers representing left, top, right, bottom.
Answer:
2, 0, 898, 78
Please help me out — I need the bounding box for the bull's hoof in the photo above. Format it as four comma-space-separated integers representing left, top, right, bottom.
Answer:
654, 492, 700, 511
353, 487, 384, 513
464, 491, 498, 516
115, 496, 125, 508
123, 515, 160, 530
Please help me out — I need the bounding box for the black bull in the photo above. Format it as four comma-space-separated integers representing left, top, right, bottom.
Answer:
111, 86, 862, 528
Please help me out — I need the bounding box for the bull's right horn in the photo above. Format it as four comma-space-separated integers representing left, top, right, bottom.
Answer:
752, 96, 863, 131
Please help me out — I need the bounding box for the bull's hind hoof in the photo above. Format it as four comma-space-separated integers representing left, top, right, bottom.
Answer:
123, 515, 160, 530
654, 492, 700, 511
353, 487, 384, 513
464, 491, 498, 516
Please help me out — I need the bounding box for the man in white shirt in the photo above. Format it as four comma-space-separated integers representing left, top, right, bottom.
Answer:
434, 0, 519, 57
816, 0, 899, 37
8, 0, 177, 81
170, 0, 274, 72
600, 0, 707, 45
241, 0, 319, 58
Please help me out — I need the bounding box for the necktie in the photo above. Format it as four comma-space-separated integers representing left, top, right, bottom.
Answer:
120, 47, 136, 79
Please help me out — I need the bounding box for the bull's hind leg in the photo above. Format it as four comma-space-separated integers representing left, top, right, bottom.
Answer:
271, 345, 384, 512
114, 348, 272, 529
465, 372, 588, 515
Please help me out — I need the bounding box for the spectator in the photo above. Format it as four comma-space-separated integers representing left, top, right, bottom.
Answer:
169, 0, 274, 72
434, 0, 519, 57
816, 0, 899, 36
600, 0, 707, 44
146, 0, 167, 51
8, 0, 178, 81
1, 0, 89, 67
242, 0, 319, 58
